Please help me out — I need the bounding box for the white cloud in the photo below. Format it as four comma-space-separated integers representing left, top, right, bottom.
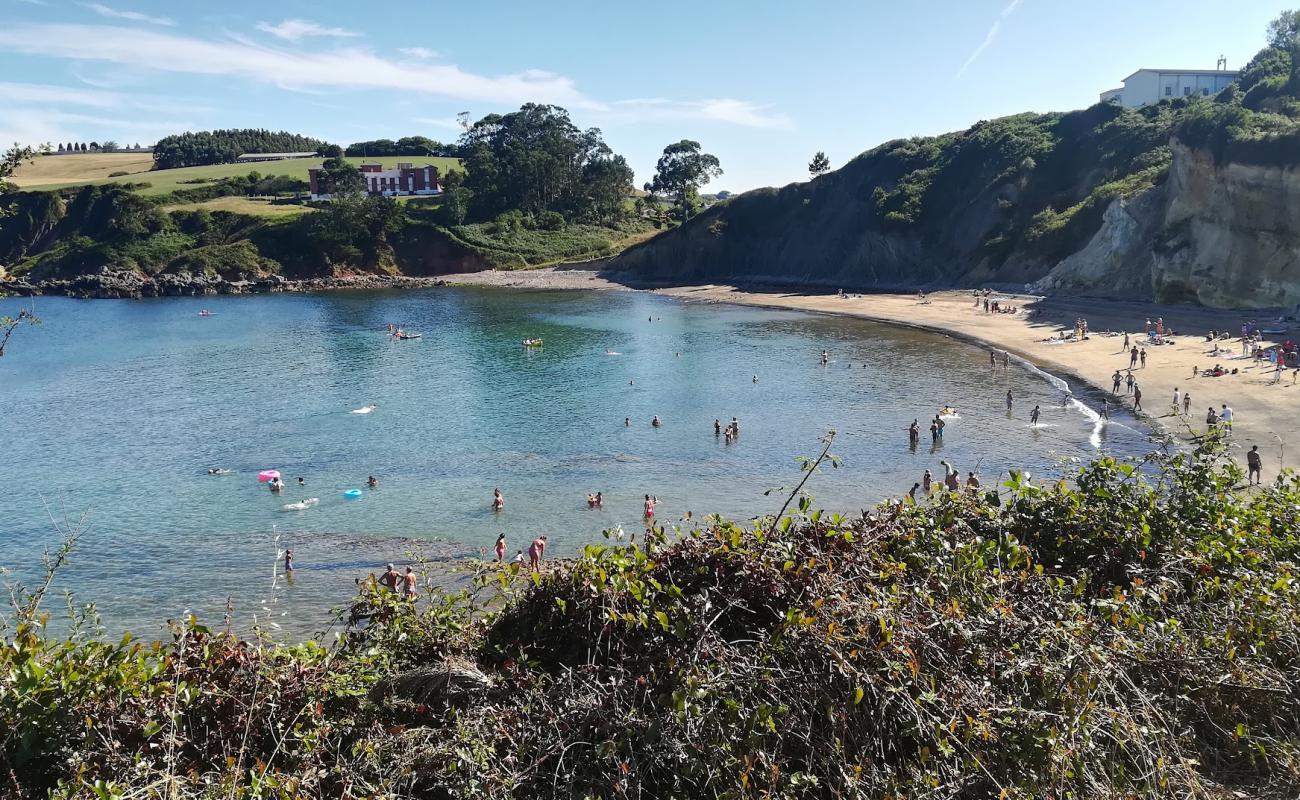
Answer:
0, 24, 788, 132
399, 47, 438, 60
0, 23, 597, 108
80, 3, 173, 26
957, 0, 1026, 78
611, 97, 790, 130
255, 19, 360, 43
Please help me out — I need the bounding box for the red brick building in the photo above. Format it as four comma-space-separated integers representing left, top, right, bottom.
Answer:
309, 161, 441, 200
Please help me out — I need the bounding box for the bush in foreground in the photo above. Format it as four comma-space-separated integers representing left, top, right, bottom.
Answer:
2, 440, 1298, 798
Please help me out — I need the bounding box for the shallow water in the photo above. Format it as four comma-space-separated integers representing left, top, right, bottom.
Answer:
0, 288, 1153, 637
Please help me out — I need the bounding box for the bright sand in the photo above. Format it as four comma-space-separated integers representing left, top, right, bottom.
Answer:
442, 267, 1300, 474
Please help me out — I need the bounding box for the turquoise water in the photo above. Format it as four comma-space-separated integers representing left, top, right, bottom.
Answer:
0, 289, 1152, 637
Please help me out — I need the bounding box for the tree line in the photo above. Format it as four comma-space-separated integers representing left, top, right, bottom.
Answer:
54, 142, 144, 154
343, 136, 456, 157
152, 129, 328, 169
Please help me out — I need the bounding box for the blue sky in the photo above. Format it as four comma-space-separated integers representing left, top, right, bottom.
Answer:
0, 0, 1288, 190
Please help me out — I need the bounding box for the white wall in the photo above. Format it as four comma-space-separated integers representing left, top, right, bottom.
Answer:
1105, 70, 1237, 107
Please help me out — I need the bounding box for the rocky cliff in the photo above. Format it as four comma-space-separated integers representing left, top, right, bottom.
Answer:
612, 107, 1300, 310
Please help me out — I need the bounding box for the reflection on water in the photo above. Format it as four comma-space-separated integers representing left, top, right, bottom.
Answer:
0, 288, 1152, 637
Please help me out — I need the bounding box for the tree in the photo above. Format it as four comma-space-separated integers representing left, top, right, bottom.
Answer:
458, 104, 632, 221
100, 140, 118, 152
316, 143, 344, 158
316, 157, 365, 198
89, 142, 100, 152
438, 169, 473, 225
1267, 10, 1300, 48
79, 143, 87, 152
808, 151, 831, 177
1, 144, 34, 203
649, 140, 723, 222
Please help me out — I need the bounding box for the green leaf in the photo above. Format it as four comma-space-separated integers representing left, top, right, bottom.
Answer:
655, 611, 670, 631
854, 687, 864, 705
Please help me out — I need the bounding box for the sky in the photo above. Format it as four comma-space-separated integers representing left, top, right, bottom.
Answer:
0, 0, 1290, 191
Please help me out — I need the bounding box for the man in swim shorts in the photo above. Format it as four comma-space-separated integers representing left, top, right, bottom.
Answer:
380, 563, 400, 593
528, 536, 547, 572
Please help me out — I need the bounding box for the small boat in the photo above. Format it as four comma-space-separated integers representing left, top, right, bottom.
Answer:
523, 338, 544, 347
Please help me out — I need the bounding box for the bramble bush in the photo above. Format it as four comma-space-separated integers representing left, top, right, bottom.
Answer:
3, 437, 1298, 798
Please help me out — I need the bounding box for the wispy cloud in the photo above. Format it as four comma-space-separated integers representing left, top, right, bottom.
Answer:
0, 81, 122, 108
0, 23, 595, 108
0, 24, 787, 132
957, 0, 1026, 78
399, 47, 439, 60
15, 0, 49, 6
255, 19, 360, 42
611, 97, 790, 130
80, 3, 174, 26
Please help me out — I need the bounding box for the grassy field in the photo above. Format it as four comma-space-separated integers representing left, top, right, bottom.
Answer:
13, 154, 463, 196
9, 152, 156, 187
159, 196, 317, 219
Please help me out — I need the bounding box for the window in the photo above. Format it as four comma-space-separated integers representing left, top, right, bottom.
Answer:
1164, 86, 1172, 97
1202, 88, 1209, 96
1183, 86, 1192, 96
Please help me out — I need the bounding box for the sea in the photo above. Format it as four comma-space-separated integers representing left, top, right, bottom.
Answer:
0, 287, 1154, 638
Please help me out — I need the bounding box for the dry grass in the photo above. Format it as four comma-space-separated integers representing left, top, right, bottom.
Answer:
160, 196, 316, 218
10, 152, 156, 187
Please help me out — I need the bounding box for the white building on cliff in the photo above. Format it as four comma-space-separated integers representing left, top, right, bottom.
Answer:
1100, 67, 1238, 108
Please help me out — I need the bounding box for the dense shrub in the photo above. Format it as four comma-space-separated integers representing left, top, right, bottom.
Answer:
2, 440, 1299, 798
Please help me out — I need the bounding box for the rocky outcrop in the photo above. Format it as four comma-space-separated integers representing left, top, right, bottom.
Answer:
1149, 141, 1300, 307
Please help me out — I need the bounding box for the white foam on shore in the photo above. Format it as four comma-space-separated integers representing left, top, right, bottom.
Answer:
1010, 353, 1143, 448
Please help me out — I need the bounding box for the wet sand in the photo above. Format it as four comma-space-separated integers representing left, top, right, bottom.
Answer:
441, 267, 1299, 473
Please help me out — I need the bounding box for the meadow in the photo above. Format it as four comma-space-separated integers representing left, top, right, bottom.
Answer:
12, 153, 462, 196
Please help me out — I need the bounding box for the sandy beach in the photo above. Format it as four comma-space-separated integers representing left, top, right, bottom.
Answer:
440, 267, 1300, 474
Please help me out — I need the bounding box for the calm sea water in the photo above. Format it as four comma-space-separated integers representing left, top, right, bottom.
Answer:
0, 288, 1152, 637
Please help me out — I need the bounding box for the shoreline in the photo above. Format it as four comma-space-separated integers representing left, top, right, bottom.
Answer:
438, 267, 1299, 473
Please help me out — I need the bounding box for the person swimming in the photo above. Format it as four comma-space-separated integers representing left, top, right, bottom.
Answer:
352, 404, 378, 414
651, 415, 662, 427
367, 475, 378, 489
207, 468, 231, 475
587, 493, 597, 508
493, 487, 504, 512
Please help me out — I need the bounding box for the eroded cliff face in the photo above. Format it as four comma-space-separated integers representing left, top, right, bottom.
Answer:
614, 141, 1300, 309
1149, 141, 1300, 307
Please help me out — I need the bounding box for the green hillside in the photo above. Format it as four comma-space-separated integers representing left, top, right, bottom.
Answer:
16, 155, 463, 196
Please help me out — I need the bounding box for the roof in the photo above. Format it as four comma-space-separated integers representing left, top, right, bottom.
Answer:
234, 151, 318, 160
1122, 68, 1239, 83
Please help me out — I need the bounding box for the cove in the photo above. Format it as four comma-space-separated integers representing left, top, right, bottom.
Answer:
0, 288, 1153, 637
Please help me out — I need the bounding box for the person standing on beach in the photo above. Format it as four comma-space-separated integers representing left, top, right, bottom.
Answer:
1183, 392, 1192, 415
1172, 387, 1181, 414
1133, 385, 1143, 412
494, 533, 506, 563
1247, 445, 1263, 485
1207, 407, 1219, 429
1030, 405, 1040, 426
1112, 371, 1122, 394
1006, 390, 1013, 412
1126, 372, 1135, 394
1130, 346, 1139, 368
1122, 332, 1130, 350
403, 567, 418, 600
990, 351, 996, 368
380, 563, 400, 593
528, 536, 547, 572
1220, 403, 1234, 433
1140, 349, 1147, 369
